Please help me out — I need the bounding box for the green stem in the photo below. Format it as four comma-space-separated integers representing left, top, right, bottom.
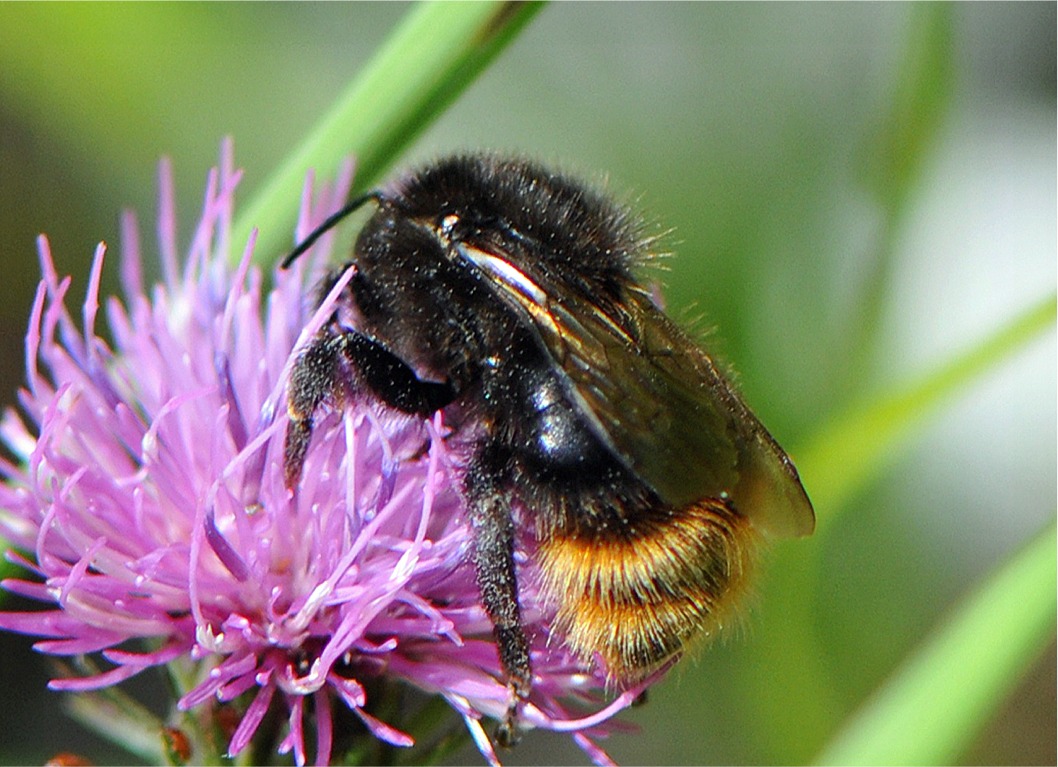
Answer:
63, 686, 165, 764
231, 1, 545, 266
842, 4, 954, 396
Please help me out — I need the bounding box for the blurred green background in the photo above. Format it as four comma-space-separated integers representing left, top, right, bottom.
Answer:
0, 3, 1053, 765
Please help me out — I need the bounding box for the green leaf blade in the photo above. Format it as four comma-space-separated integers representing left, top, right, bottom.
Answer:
797, 293, 1057, 530
816, 521, 1057, 766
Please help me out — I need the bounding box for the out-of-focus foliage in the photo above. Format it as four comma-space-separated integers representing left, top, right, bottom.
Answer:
0, 3, 1053, 765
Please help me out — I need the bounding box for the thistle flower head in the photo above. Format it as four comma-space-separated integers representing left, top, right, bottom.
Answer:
0, 143, 644, 766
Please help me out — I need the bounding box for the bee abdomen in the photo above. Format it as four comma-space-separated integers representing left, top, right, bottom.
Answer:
537, 498, 757, 681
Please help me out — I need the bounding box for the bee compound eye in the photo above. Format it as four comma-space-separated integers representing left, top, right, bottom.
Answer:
440, 213, 460, 236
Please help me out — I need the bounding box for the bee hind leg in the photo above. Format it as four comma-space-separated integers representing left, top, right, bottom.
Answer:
465, 449, 532, 747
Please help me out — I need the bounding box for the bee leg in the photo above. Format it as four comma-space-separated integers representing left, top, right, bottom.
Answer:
334, 332, 454, 417
285, 332, 345, 490
284, 264, 359, 489
284, 330, 454, 489
465, 449, 531, 747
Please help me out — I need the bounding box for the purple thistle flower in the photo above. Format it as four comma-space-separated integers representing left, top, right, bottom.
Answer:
0, 142, 647, 766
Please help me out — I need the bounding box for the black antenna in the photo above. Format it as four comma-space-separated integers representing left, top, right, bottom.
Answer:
281, 192, 381, 269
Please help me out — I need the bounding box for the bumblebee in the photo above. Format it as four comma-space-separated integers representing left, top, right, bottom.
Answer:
281, 154, 814, 744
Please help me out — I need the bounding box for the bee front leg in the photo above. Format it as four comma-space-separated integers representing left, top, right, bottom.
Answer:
465, 447, 532, 747
335, 332, 454, 417
285, 332, 346, 490
284, 329, 454, 489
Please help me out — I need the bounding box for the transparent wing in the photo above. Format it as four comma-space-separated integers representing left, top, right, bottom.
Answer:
458, 244, 815, 538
